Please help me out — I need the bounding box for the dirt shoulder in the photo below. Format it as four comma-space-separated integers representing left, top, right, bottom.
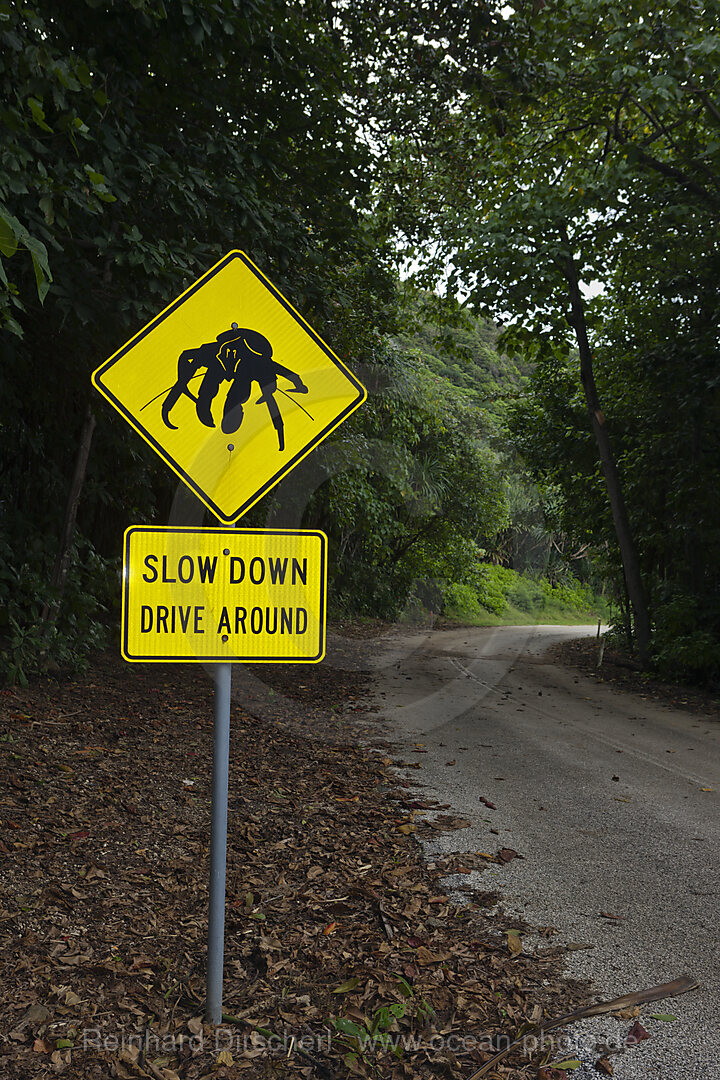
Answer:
549, 636, 720, 720
0, 631, 586, 1080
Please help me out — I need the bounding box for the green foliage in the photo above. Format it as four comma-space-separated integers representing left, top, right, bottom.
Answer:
392, 291, 582, 586
313, 342, 509, 619
392, 290, 531, 428
473, 565, 514, 617
377, 0, 720, 679
0, 532, 113, 684
442, 565, 608, 626
331, 975, 435, 1066
1, 0, 403, 347
443, 582, 493, 623
651, 594, 720, 682
505, 574, 546, 616
0, 0, 401, 678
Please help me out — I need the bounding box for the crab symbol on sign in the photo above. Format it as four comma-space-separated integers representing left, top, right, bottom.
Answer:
91, 249, 366, 523
146, 324, 311, 452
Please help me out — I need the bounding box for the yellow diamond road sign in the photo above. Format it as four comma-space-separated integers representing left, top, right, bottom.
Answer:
92, 251, 366, 522
122, 527, 327, 663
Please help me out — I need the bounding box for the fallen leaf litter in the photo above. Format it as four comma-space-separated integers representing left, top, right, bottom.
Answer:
0, 632, 692, 1080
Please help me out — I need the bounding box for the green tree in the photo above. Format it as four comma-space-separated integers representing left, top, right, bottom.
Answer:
380, 0, 720, 666
0, 0, 399, 676
298, 342, 509, 617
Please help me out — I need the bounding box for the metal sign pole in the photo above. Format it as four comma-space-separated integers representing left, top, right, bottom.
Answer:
206, 661, 232, 1024
92, 248, 362, 1032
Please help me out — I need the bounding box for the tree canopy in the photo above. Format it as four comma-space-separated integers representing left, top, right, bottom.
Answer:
0, 0, 516, 679
378, 0, 720, 673
1, 0, 718, 683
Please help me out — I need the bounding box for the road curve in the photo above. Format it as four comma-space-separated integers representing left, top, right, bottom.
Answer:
368, 624, 720, 1080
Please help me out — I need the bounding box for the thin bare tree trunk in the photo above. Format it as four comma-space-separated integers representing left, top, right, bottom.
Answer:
41, 403, 97, 633
561, 235, 651, 664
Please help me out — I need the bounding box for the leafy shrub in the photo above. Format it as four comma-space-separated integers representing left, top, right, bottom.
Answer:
0, 533, 113, 685
506, 574, 545, 613
443, 582, 488, 622
441, 564, 607, 625
473, 564, 515, 615
548, 578, 599, 613
651, 593, 720, 682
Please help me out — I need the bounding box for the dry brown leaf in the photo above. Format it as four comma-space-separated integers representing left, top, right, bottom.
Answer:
415, 946, 444, 965
613, 1006, 641, 1019
506, 930, 522, 956
12, 1003, 50, 1033
627, 1019, 650, 1045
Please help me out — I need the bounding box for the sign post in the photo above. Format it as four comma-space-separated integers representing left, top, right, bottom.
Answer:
93, 251, 364, 1025
120, 524, 329, 1022
207, 662, 232, 1025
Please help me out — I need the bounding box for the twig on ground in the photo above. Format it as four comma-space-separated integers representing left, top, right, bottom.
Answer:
465, 974, 700, 1079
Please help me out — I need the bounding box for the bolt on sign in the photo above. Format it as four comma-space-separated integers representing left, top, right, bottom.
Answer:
92, 251, 366, 522
122, 527, 327, 663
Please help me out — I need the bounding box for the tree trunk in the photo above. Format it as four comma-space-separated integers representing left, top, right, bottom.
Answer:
561, 237, 651, 664
41, 403, 97, 633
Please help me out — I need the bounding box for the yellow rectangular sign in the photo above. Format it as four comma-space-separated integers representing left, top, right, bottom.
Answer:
122, 527, 326, 663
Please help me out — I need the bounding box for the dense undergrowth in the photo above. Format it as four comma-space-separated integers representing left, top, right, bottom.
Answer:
441, 565, 609, 627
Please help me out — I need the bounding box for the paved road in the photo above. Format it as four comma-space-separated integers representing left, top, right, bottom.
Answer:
367, 624, 720, 1079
